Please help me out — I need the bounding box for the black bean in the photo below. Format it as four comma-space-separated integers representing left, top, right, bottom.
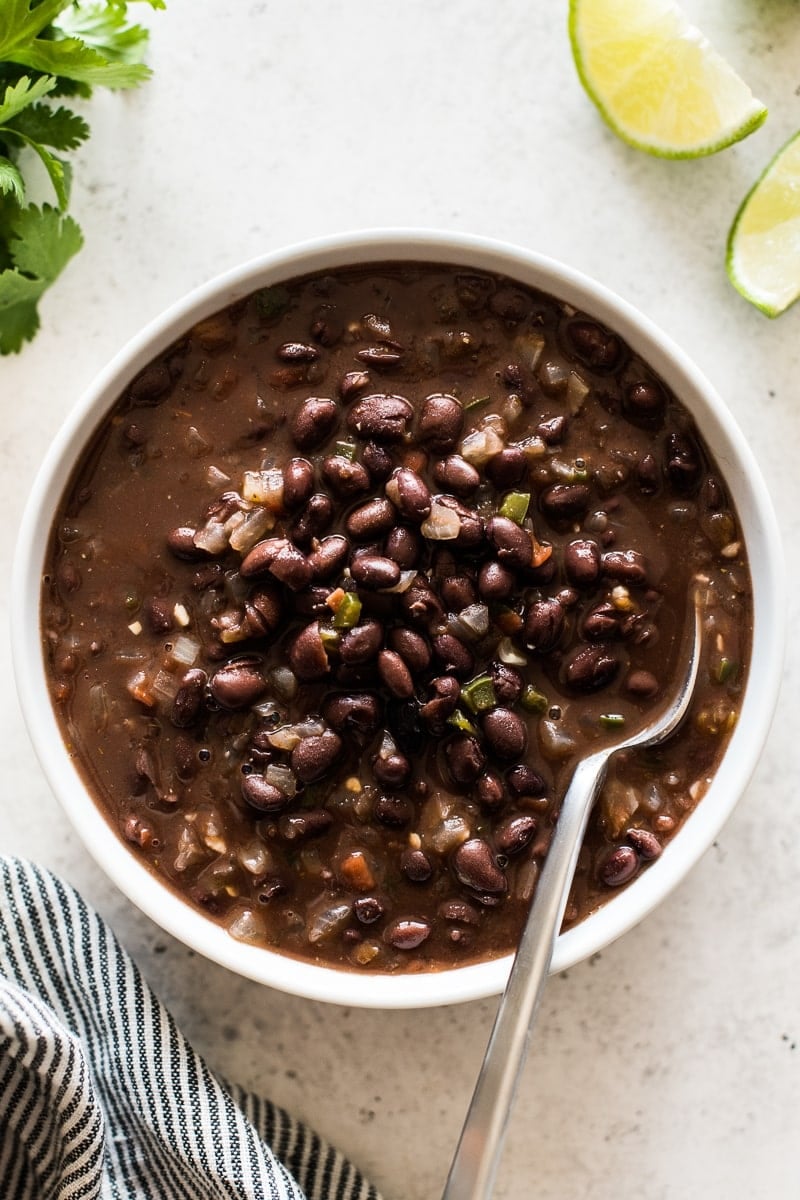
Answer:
476, 770, 506, 811
477, 560, 516, 601
268, 543, 314, 591
601, 548, 648, 585
627, 828, 663, 860
445, 734, 486, 784
440, 574, 477, 612
372, 747, 411, 789
626, 670, 659, 698
290, 730, 343, 782
439, 898, 480, 925
432, 633, 475, 678
453, 838, 507, 893
625, 379, 665, 422
420, 675, 461, 732
323, 692, 382, 738
536, 415, 567, 444
170, 668, 207, 728
145, 597, 173, 635
385, 917, 431, 950
486, 448, 526, 489
401, 848, 433, 882
401, 576, 444, 626
482, 707, 527, 760
374, 793, 414, 828
433, 454, 480, 497
385, 526, 420, 569
385, 468, 432, 522
291, 397, 338, 451
295, 585, 335, 617
417, 393, 464, 452
523, 597, 565, 653
566, 318, 621, 371
209, 660, 266, 709
291, 493, 334, 544
600, 845, 639, 887
246, 586, 282, 636
347, 394, 414, 442
389, 628, 431, 674
277, 341, 319, 362
353, 896, 385, 924
665, 431, 702, 495
346, 497, 397, 541
582, 600, 623, 641
339, 370, 371, 401
487, 516, 534, 569
539, 483, 591, 522
377, 649, 415, 698
361, 441, 394, 482
308, 534, 350, 580
637, 453, 659, 494
564, 645, 620, 692
489, 661, 523, 706
489, 288, 529, 322
321, 455, 371, 497
241, 774, 290, 813
167, 526, 209, 561
339, 619, 383, 664
357, 346, 404, 370
506, 764, 547, 799
129, 364, 170, 404
288, 621, 330, 681
192, 563, 225, 591
240, 537, 287, 579
283, 458, 315, 509
351, 553, 401, 591
495, 814, 537, 856
564, 538, 601, 586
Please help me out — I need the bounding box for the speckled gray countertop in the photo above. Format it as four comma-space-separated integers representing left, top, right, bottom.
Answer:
2, 3, 800, 1197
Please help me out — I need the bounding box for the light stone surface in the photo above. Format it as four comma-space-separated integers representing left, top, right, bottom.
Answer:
2, 2, 800, 1197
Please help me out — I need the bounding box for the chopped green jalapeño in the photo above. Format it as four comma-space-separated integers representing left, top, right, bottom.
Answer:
499, 492, 531, 524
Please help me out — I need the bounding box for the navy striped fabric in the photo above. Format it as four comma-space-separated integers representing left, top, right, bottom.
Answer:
0, 857, 382, 1200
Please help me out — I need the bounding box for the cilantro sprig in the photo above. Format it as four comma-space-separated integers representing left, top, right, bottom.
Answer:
0, 1, 164, 354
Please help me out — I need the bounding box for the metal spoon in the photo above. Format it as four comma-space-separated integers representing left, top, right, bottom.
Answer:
441, 589, 703, 1200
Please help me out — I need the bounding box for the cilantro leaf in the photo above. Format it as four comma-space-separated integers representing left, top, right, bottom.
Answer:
0, 73, 57, 124
0, 156, 25, 202
8, 102, 90, 150
0, 203, 83, 353
54, 2, 151, 65
0, 127, 70, 208
9, 35, 152, 89
0, 3, 73, 61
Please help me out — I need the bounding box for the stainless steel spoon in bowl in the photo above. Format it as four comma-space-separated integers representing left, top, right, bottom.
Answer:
441, 587, 704, 1200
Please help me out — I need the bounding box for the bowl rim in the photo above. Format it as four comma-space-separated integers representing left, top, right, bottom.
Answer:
11, 227, 786, 1009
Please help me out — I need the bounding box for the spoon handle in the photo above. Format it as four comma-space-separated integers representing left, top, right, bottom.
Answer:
441, 748, 611, 1200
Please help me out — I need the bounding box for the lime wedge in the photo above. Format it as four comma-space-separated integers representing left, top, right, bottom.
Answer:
727, 130, 800, 317
569, 0, 767, 159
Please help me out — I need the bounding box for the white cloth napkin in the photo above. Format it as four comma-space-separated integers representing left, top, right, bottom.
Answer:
0, 856, 382, 1200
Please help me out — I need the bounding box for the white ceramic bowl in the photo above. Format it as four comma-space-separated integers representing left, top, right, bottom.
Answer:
12, 230, 785, 1008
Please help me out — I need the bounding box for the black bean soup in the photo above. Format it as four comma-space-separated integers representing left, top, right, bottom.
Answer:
42, 263, 752, 973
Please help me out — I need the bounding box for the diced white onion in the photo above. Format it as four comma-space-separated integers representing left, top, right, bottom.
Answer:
229, 506, 274, 553
186, 426, 212, 457
265, 764, 298, 797
206, 465, 231, 488
269, 666, 298, 700
227, 907, 264, 944
88, 683, 108, 733
151, 668, 181, 701
513, 330, 545, 371
497, 637, 528, 666
460, 427, 505, 466
173, 603, 191, 628
567, 371, 590, 413
169, 635, 200, 667
422, 501, 461, 540
193, 521, 229, 555
242, 468, 285, 510
307, 901, 352, 944
539, 358, 570, 392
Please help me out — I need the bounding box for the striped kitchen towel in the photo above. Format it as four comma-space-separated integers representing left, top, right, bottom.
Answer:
0, 856, 383, 1200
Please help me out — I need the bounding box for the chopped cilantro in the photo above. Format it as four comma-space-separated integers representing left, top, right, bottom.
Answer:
0, 2, 164, 353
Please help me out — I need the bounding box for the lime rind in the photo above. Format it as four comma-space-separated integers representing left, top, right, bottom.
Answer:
568, 0, 768, 160
727, 129, 800, 318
